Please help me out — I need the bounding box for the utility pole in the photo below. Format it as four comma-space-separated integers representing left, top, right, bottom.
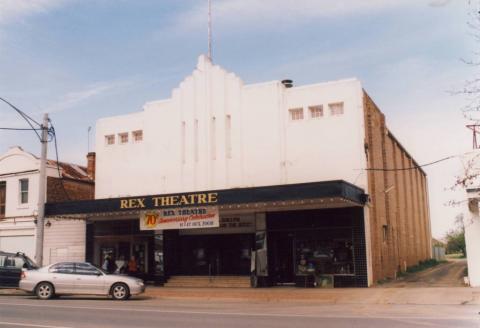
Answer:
35, 113, 48, 266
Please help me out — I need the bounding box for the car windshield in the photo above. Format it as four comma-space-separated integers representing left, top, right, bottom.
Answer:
23, 255, 38, 269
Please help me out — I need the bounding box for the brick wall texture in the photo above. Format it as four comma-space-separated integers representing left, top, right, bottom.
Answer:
46, 177, 94, 203
363, 92, 431, 283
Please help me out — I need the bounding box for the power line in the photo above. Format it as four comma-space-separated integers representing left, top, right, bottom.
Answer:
0, 96, 42, 141
0, 127, 42, 131
48, 122, 71, 201
364, 155, 457, 171
0, 97, 41, 126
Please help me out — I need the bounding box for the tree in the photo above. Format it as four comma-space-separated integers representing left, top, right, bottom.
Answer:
449, 1, 480, 201
461, 1, 480, 121
444, 214, 466, 256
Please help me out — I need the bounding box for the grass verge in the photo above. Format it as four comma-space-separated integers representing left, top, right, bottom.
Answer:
394, 259, 446, 278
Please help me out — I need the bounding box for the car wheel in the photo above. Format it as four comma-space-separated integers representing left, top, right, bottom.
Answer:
111, 283, 129, 301
36, 282, 54, 300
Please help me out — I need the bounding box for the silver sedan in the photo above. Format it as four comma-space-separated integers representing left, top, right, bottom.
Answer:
19, 262, 145, 300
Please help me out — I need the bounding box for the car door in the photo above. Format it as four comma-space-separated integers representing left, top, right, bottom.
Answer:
1, 255, 22, 287
49, 263, 77, 294
0, 254, 14, 287
74, 263, 105, 295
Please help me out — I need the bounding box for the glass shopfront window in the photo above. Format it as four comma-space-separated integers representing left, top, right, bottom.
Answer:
295, 238, 353, 276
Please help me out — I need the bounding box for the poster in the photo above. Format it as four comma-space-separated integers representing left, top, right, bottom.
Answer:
139, 206, 219, 230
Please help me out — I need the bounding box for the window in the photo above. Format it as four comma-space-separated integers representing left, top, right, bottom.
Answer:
295, 233, 354, 276
49, 262, 75, 274
132, 130, 143, 142
8, 256, 26, 269
19, 179, 28, 204
289, 108, 304, 121
75, 263, 101, 275
329, 102, 344, 116
382, 225, 388, 242
105, 135, 115, 145
0, 181, 5, 219
3, 256, 17, 268
118, 133, 129, 144
309, 105, 323, 119
0, 255, 5, 267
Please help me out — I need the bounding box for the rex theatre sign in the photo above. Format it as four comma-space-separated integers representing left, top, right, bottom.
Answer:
119, 192, 218, 210
140, 207, 219, 230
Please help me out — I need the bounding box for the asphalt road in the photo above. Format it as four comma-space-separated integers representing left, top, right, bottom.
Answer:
0, 296, 478, 328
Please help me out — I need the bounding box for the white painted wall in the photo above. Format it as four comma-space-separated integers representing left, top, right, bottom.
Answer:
0, 146, 78, 261
461, 150, 480, 287
465, 197, 480, 287
43, 219, 86, 264
0, 147, 43, 259
95, 55, 368, 198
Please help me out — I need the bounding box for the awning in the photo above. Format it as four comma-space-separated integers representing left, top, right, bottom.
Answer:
45, 180, 367, 218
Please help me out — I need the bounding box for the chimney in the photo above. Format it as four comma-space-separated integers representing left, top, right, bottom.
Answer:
86, 152, 96, 180
281, 79, 293, 88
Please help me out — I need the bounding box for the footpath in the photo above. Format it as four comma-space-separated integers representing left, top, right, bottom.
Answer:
2, 286, 479, 306
2, 260, 476, 306
143, 286, 480, 305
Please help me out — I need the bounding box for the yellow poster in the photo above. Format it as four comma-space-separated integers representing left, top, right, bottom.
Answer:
139, 206, 219, 230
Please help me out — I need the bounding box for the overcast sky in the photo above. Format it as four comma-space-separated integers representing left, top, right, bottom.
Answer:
0, 0, 473, 238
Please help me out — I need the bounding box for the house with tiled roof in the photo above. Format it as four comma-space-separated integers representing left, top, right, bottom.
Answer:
0, 146, 94, 263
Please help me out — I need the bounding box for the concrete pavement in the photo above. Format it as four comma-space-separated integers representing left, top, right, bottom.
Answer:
143, 286, 480, 305
3, 285, 479, 306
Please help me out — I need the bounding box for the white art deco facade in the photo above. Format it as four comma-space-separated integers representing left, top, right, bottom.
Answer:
46, 55, 431, 287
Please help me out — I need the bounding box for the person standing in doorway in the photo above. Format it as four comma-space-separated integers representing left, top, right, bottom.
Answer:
102, 255, 110, 271
107, 255, 117, 274
127, 256, 138, 276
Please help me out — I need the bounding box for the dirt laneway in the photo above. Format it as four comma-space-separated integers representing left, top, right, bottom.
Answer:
379, 259, 467, 288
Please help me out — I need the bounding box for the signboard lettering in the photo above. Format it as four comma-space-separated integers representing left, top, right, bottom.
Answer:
140, 206, 219, 230
120, 192, 218, 210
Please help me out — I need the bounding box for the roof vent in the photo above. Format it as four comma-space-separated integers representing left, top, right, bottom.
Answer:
281, 79, 293, 88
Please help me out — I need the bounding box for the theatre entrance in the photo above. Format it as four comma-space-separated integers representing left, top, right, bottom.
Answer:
174, 234, 254, 276
269, 232, 295, 284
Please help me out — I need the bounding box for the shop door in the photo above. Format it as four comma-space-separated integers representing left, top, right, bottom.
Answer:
179, 234, 253, 276
270, 233, 295, 284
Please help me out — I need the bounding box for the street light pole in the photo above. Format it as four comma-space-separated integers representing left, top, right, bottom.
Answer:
35, 113, 48, 266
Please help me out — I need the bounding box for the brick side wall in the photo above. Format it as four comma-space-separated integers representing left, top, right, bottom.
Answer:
363, 92, 431, 283
46, 177, 94, 203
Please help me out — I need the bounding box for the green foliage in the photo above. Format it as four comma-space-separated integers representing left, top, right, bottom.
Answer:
406, 259, 442, 273
396, 259, 445, 278
432, 238, 445, 248
444, 214, 466, 257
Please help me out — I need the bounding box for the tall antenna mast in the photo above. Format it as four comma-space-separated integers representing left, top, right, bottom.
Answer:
208, 0, 212, 62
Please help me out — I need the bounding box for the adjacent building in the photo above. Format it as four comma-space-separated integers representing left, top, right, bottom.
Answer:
0, 146, 94, 263
462, 150, 480, 287
45, 55, 431, 287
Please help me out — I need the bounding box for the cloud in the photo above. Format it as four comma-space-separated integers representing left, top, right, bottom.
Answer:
172, 0, 424, 31
45, 80, 134, 114
429, 0, 452, 7
0, 0, 68, 25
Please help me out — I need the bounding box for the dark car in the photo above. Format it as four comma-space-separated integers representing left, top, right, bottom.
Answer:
0, 251, 38, 288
